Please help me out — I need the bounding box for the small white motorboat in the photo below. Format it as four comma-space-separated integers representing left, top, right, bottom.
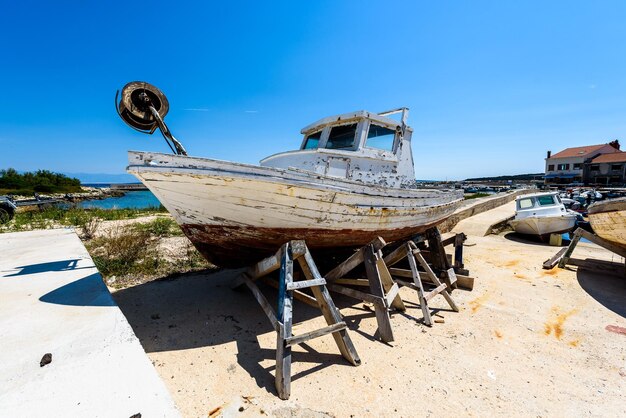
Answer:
509, 192, 577, 238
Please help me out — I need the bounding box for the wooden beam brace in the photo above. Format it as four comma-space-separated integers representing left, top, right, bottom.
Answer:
286, 278, 326, 291
284, 322, 347, 347
243, 275, 279, 332
325, 236, 386, 280
424, 283, 447, 302
327, 283, 385, 307
260, 277, 319, 308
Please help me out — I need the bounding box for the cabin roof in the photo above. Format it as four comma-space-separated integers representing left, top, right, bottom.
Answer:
300, 110, 407, 135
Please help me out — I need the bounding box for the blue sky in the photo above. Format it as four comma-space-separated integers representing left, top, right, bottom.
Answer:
1, 1, 625, 180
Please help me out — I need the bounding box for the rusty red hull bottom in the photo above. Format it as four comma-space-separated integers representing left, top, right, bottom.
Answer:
180, 222, 442, 268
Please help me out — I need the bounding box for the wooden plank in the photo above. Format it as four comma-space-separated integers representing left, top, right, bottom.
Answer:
286, 278, 326, 290
327, 284, 384, 306
578, 228, 626, 258
543, 247, 568, 269
333, 278, 370, 287
558, 229, 583, 268
297, 253, 361, 366
377, 257, 405, 311
566, 257, 626, 273
390, 266, 473, 291
446, 268, 458, 286
453, 233, 465, 270
284, 322, 347, 347
385, 283, 401, 307
407, 243, 432, 326
393, 278, 419, 291
260, 277, 319, 308
413, 248, 459, 312
325, 236, 386, 281
247, 245, 284, 280
275, 243, 294, 400
383, 244, 409, 267
243, 275, 279, 332
424, 283, 447, 302
426, 228, 450, 271
364, 245, 394, 342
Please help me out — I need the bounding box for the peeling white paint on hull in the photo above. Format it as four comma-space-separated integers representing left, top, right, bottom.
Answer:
128, 151, 463, 267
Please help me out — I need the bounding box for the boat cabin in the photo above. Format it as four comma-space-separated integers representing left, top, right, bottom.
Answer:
514, 192, 568, 219
260, 108, 417, 189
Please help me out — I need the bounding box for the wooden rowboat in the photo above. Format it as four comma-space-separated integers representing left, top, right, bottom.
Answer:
587, 197, 626, 247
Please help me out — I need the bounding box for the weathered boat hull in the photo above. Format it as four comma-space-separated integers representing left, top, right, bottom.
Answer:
509, 215, 577, 237
128, 152, 463, 267
588, 198, 626, 246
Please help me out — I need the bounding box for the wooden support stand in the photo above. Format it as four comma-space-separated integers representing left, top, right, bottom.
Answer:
233, 240, 360, 400
543, 227, 626, 273
323, 228, 469, 335
384, 240, 459, 326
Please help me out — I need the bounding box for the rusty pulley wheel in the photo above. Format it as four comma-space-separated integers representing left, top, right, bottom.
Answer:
116, 81, 170, 133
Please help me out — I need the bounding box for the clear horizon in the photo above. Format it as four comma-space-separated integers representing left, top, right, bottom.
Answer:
1, 1, 625, 181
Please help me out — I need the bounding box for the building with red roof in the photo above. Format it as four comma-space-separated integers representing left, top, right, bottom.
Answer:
544, 140, 621, 185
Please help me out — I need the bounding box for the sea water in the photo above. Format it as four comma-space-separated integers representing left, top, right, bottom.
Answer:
78, 188, 162, 210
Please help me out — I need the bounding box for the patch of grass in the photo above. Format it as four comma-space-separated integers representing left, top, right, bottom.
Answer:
464, 192, 492, 200
134, 217, 183, 237
0, 206, 167, 233
88, 228, 152, 277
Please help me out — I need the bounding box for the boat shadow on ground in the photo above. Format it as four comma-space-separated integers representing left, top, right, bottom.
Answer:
502, 231, 571, 247
112, 267, 404, 395
576, 266, 626, 318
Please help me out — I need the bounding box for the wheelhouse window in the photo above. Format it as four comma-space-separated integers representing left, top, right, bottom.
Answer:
303, 130, 322, 149
518, 198, 534, 209
537, 195, 556, 206
325, 124, 357, 150
365, 124, 396, 151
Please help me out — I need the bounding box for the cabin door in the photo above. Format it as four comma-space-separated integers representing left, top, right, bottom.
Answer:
326, 157, 350, 178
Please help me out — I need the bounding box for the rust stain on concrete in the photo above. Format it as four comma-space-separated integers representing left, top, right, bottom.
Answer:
544, 307, 578, 340
469, 293, 490, 314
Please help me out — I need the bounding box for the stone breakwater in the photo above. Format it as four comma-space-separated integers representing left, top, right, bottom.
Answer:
12, 187, 125, 210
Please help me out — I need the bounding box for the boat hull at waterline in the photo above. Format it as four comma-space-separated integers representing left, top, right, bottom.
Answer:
128, 151, 463, 267
588, 198, 626, 247
509, 214, 577, 237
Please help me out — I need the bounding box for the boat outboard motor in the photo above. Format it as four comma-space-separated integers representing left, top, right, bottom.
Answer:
115, 81, 188, 156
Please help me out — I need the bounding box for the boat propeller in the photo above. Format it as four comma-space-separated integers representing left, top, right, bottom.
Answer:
115, 81, 188, 156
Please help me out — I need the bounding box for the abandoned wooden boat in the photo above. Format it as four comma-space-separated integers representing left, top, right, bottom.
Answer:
117, 82, 463, 267
509, 192, 577, 238
587, 197, 626, 246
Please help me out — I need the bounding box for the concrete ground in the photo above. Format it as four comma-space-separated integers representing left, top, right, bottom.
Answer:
111, 232, 626, 417
452, 201, 516, 236
0, 229, 180, 417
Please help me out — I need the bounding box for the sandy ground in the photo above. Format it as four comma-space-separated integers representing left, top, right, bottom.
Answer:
111, 232, 626, 417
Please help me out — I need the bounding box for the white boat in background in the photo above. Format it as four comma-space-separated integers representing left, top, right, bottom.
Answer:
587, 197, 626, 247
509, 192, 577, 238
117, 82, 463, 267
